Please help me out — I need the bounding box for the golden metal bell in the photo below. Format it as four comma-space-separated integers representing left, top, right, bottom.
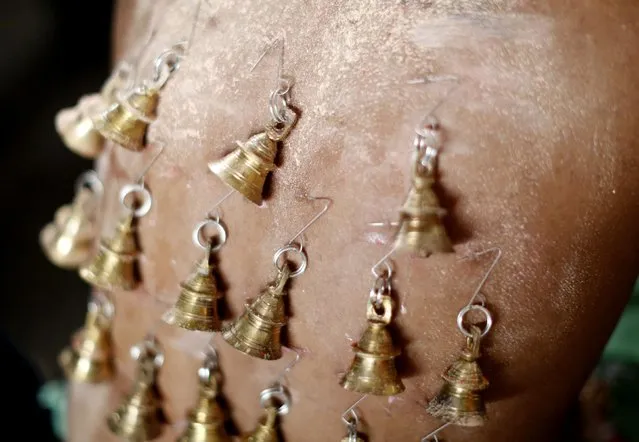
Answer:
108, 341, 166, 441
79, 213, 139, 291
427, 326, 489, 427
221, 267, 291, 360
242, 407, 279, 442
178, 362, 230, 442
58, 298, 114, 383
163, 245, 222, 332
341, 433, 366, 442
340, 295, 405, 396
208, 127, 282, 205
56, 100, 105, 159
40, 187, 97, 269
394, 155, 452, 257
93, 85, 159, 152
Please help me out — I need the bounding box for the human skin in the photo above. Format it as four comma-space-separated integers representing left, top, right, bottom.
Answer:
67, 0, 639, 441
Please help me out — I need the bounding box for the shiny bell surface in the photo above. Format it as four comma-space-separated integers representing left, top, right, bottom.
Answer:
163, 247, 223, 332
58, 298, 114, 383
340, 296, 405, 396
341, 434, 366, 442
221, 268, 290, 360
178, 364, 230, 442
208, 131, 279, 205
427, 327, 489, 427
107, 341, 166, 441
394, 162, 452, 257
93, 86, 159, 151
242, 407, 279, 442
56, 99, 106, 159
79, 213, 139, 291
40, 187, 97, 269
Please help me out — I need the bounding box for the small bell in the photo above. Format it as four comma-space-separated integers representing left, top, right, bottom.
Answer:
178, 356, 230, 442
394, 147, 452, 257
107, 339, 166, 441
55, 63, 132, 158
163, 244, 222, 332
40, 186, 98, 269
242, 407, 279, 442
340, 295, 405, 396
341, 435, 366, 442
93, 85, 159, 152
79, 213, 139, 291
426, 325, 489, 427
221, 266, 290, 360
58, 297, 114, 383
209, 125, 287, 205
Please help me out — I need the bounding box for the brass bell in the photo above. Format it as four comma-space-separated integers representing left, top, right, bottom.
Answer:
55, 63, 132, 158
394, 150, 453, 257
242, 407, 279, 442
93, 85, 159, 152
107, 339, 166, 441
340, 295, 405, 396
209, 126, 284, 205
427, 325, 489, 427
221, 266, 291, 360
40, 188, 97, 269
79, 213, 139, 291
58, 297, 114, 383
163, 245, 223, 332
178, 355, 230, 442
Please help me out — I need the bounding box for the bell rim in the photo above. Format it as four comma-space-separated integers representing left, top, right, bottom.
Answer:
208, 161, 265, 206
162, 308, 221, 332
220, 325, 283, 361
92, 116, 147, 152
340, 377, 406, 396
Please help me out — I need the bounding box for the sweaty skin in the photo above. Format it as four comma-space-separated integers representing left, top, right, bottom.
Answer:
68, 1, 639, 441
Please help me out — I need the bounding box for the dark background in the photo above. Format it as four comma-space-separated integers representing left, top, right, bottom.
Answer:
0, 0, 114, 437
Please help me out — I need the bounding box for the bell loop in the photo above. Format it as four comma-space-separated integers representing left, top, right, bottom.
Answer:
259, 384, 292, 416
273, 244, 307, 279
369, 271, 392, 310
366, 294, 393, 325
192, 218, 228, 252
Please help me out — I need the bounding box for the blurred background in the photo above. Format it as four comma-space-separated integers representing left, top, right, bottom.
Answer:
0, 0, 113, 439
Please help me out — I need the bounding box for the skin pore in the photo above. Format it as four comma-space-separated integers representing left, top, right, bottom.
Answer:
68, 0, 639, 441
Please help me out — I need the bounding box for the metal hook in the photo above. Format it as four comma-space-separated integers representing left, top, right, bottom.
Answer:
420, 422, 451, 442
184, 0, 205, 53
286, 196, 332, 247
135, 141, 166, 185
274, 347, 303, 387
250, 32, 286, 85
206, 189, 235, 221
464, 247, 502, 307
341, 395, 367, 426
371, 246, 396, 279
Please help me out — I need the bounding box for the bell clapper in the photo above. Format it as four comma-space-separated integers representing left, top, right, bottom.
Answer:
393, 117, 453, 257
221, 197, 331, 359
163, 217, 228, 332
40, 170, 104, 270
340, 264, 406, 396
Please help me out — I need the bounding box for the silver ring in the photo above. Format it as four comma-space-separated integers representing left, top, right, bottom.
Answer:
457, 304, 493, 338
152, 44, 185, 87
192, 219, 227, 252
75, 170, 103, 196
273, 245, 308, 278
119, 184, 152, 218
259, 385, 291, 416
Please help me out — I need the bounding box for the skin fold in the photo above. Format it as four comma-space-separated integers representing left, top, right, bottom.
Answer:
68, 0, 639, 441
